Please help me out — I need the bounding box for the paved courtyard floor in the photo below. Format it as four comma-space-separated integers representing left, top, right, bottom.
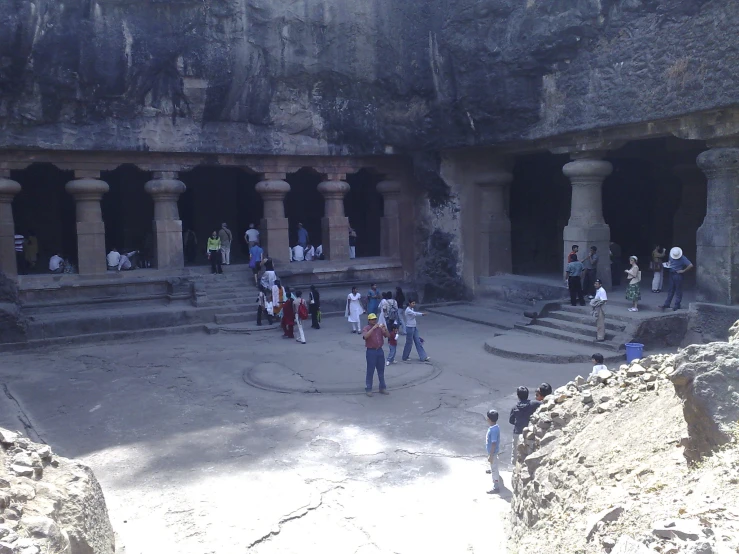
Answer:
0, 313, 585, 553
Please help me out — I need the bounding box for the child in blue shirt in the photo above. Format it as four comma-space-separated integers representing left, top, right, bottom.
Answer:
486, 409, 501, 494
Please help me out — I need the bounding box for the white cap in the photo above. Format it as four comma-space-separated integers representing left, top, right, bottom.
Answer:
670, 247, 683, 260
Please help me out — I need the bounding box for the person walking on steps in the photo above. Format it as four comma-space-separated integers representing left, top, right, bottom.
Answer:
565, 253, 585, 306
218, 223, 233, 265
249, 241, 264, 287
207, 231, 223, 274
309, 285, 321, 329
362, 313, 389, 397
660, 247, 693, 311
257, 286, 273, 326
346, 286, 364, 333
624, 256, 641, 312
590, 279, 608, 342
402, 299, 430, 362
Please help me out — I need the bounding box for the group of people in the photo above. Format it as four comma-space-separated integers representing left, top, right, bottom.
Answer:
566, 243, 694, 341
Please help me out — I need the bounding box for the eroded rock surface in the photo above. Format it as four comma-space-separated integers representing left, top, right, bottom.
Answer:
0, 429, 114, 554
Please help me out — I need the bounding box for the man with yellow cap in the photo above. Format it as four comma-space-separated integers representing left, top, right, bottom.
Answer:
362, 313, 390, 396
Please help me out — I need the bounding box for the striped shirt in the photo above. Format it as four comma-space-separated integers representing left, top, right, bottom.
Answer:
14, 235, 23, 252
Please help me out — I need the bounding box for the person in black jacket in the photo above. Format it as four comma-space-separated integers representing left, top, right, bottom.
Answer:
309, 285, 321, 329
509, 386, 541, 464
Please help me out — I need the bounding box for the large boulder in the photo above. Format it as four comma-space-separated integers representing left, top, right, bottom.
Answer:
670, 338, 739, 460
0, 428, 115, 553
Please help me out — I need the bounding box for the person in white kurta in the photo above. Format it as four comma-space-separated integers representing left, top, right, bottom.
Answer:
345, 287, 364, 333
377, 295, 388, 327
294, 291, 307, 344
589, 279, 608, 341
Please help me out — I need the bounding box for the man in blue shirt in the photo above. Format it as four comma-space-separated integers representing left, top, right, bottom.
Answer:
565, 253, 585, 306
661, 247, 693, 311
297, 223, 309, 248
249, 242, 264, 287
485, 409, 501, 494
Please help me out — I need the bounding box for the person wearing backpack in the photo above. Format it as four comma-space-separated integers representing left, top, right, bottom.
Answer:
386, 291, 399, 329
294, 290, 309, 344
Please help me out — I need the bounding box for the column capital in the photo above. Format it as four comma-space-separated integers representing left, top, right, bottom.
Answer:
261, 172, 287, 181
696, 147, 739, 178
376, 180, 402, 195
562, 159, 613, 184
256, 179, 291, 198
317, 180, 350, 197
152, 171, 179, 180
65, 178, 109, 200
0, 178, 21, 202
144, 178, 186, 197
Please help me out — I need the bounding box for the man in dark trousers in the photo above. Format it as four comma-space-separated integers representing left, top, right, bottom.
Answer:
565, 253, 585, 306
509, 386, 541, 464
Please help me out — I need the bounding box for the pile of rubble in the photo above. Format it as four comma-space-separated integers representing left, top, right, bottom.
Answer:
510, 340, 739, 554
0, 428, 114, 554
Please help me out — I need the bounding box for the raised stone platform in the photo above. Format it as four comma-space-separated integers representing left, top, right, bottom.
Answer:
484, 332, 626, 364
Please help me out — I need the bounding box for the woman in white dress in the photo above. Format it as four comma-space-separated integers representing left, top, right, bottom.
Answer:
345, 286, 364, 333
377, 292, 389, 327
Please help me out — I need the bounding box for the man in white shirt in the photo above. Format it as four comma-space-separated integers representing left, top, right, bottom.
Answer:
292, 244, 305, 262
118, 250, 138, 271
107, 248, 121, 270
245, 223, 260, 246
49, 254, 64, 273
304, 244, 315, 261
315, 244, 323, 259
589, 279, 608, 341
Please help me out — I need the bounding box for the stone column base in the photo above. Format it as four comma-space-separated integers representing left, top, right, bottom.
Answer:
322, 216, 350, 261
563, 223, 612, 290
153, 219, 184, 270
380, 216, 400, 258
261, 217, 290, 263
76, 221, 107, 275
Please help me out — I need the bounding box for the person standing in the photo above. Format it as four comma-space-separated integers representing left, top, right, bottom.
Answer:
309, 285, 321, 329
14, 232, 25, 275
23, 231, 38, 270
377, 292, 389, 326
384, 292, 399, 329
297, 223, 309, 248
395, 287, 407, 334
260, 258, 278, 289
272, 279, 285, 319
281, 289, 295, 339
349, 228, 358, 259
651, 245, 667, 293
249, 241, 264, 287
346, 286, 364, 333
245, 223, 260, 246
294, 290, 308, 344
660, 247, 693, 311
362, 313, 390, 397
582, 246, 599, 298
485, 410, 501, 494
366, 283, 381, 315
256, 286, 273, 326
509, 386, 541, 465
564, 253, 585, 306
218, 223, 233, 265
590, 279, 608, 342
386, 322, 398, 366
207, 231, 223, 274
402, 299, 430, 362
624, 256, 641, 312
183, 229, 197, 263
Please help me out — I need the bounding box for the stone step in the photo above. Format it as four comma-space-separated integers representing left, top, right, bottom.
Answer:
484, 332, 626, 364
557, 304, 635, 323
513, 323, 622, 351
534, 317, 620, 340
546, 309, 627, 331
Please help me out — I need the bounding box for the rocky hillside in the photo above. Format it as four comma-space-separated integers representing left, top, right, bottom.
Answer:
0, 429, 114, 554
510, 336, 739, 554
2, 1, 739, 155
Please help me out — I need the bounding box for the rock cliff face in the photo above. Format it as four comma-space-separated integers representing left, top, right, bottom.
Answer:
1, 0, 738, 155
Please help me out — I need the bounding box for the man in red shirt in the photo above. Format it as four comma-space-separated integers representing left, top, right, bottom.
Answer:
362, 313, 389, 397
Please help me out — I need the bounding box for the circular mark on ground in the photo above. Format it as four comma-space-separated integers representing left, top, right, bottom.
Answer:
243, 360, 442, 395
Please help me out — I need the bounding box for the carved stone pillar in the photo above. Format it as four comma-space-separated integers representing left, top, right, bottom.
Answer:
562, 154, 613, 290
65, 172, 109, 275
671, 164, 707, 264
477, 169, 513, 276
0, 175, 21, 278
144, 172, 186, 270
317, 177, 350, 261
376, 180, 401, 258
695, 146, 739, 304
255, 175, 291, 263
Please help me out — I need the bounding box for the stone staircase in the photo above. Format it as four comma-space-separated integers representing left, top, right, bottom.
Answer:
514, 304, 634, 352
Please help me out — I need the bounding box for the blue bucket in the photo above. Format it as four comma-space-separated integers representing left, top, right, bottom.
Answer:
625, 342, 644, 363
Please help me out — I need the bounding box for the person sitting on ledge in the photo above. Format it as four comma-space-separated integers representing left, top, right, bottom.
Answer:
117, 251, 139, 271
315, 244, 324, 260
304, 243, 315, 261
106, 248, 121, 271
49, 253, 65, 274
292, 243, 305, 262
